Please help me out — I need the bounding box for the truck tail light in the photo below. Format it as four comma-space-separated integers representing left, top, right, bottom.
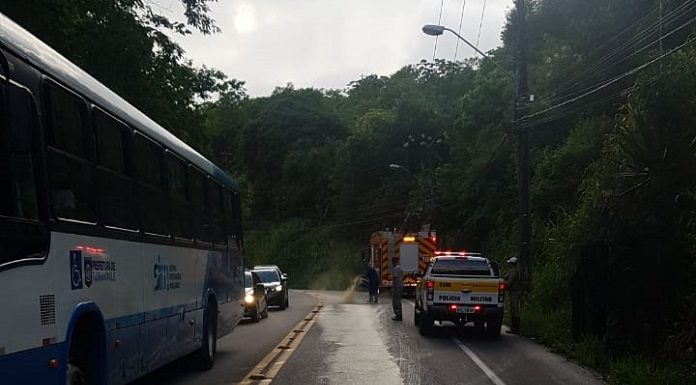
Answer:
474, 305, 482, 313
426, 280, 434, 300
498, 282, 505, 303
448, 304, 457, 313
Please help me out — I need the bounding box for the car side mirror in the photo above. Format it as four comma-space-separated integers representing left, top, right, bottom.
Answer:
281, 273, 288, 281
491, 262, 500, 277
255, 283, 265, 294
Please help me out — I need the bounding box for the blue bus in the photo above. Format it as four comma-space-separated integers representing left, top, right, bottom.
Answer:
0, 12, 244, 385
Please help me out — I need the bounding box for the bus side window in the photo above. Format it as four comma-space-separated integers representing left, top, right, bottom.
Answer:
165, 152, 192, 240
227, 191, 242, 249
132, 133, 168, 236
94, 108, 137, 230
0, 79, 49, 267
209, 181, 225, 246
0, 84, 40, 220
44, 81, 96, 222
188, 168, 211, 243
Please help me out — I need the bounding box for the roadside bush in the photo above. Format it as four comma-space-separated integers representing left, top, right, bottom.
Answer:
244, 219, 364, 290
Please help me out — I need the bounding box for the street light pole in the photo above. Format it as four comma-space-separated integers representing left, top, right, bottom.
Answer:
421, 0, 530, 284
514, 0, 531, 285
422, 24, 512, 79
389, 163, 435, 227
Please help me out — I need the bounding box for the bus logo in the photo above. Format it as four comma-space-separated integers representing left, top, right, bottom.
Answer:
70, 250, 83, 290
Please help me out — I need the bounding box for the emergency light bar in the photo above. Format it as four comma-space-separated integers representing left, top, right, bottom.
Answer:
433, 251, 482, 256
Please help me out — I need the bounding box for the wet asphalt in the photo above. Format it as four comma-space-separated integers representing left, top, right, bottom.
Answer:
271, 290, 606, 385
131, 289, 606, 385
130, 290, 318, 385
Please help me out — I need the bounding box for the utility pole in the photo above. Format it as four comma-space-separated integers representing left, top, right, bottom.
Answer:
514, 0, 531, 285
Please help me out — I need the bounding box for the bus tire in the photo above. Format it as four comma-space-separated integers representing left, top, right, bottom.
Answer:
194, 302, 217, 370
67, 311, 105, 385
66, 362, 88, 385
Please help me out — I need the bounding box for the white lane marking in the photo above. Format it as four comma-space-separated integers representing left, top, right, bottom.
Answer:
452, 338, 507, 385
408, 297, 504, 384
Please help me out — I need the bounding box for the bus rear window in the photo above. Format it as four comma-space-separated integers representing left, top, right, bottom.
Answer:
431, 259, 491, 276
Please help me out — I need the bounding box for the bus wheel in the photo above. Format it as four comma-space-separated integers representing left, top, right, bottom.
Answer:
194, 303, 217, 370
66, 362, 88, 385
67, 312, 104, 385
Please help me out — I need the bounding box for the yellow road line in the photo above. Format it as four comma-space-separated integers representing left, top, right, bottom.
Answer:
237, 304, 323, 385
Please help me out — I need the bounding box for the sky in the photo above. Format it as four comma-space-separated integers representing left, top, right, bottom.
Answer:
157, 0, 514, 97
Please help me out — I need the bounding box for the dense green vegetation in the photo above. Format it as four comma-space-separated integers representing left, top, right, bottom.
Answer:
3, 0, 695, 382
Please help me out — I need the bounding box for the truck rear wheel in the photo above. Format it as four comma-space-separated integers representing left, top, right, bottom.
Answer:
419, 313, 433, 336
485, 318, 502, 338
414, 303, 421, 326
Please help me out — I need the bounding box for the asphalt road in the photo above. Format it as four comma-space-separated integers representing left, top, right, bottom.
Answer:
132, 289, 606, 385
271, 290, 606, 385
130, 290, 318, 385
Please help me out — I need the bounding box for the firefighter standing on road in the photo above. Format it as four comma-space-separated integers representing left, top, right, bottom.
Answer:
391, 256, 403, 321
367, 264, 379, 304
505, 256, 521, 334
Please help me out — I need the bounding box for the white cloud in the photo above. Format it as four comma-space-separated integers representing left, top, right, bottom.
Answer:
169, 0, 513, 96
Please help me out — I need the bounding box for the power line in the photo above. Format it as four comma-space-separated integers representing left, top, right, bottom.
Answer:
454, 0, 467, 60
535, 14, 696, 110
433, 0, 445, 60
536, 0, 696, 107
522, 33, 696, 129
546, 2, 664, 98
245, 211, 407, 234
475, 0, 488, 55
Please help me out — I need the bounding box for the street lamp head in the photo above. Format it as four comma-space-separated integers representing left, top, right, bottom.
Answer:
422, 24, 445, 37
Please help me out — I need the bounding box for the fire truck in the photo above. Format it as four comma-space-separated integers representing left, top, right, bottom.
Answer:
370, 229, 438, 295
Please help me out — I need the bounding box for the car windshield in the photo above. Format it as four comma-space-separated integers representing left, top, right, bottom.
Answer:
255, 270, 279, 283
431, 259, 491, 276
244, 272, 252, 289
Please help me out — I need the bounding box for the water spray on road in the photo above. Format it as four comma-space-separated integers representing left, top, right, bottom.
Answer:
342, 275, 363, 304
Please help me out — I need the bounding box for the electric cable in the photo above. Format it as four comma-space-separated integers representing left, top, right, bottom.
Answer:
454, 0, 467, 60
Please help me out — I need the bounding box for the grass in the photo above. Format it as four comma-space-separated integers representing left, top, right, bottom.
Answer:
520, 308, 693, 385
607, 357, 689, 385
518, 263, 695, 385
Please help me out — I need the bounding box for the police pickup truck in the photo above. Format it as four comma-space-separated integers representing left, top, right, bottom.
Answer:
414, 252, 505, 337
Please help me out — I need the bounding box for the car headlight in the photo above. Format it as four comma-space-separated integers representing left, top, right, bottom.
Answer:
275, 285, 283, 292
244, 294, 255, 304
